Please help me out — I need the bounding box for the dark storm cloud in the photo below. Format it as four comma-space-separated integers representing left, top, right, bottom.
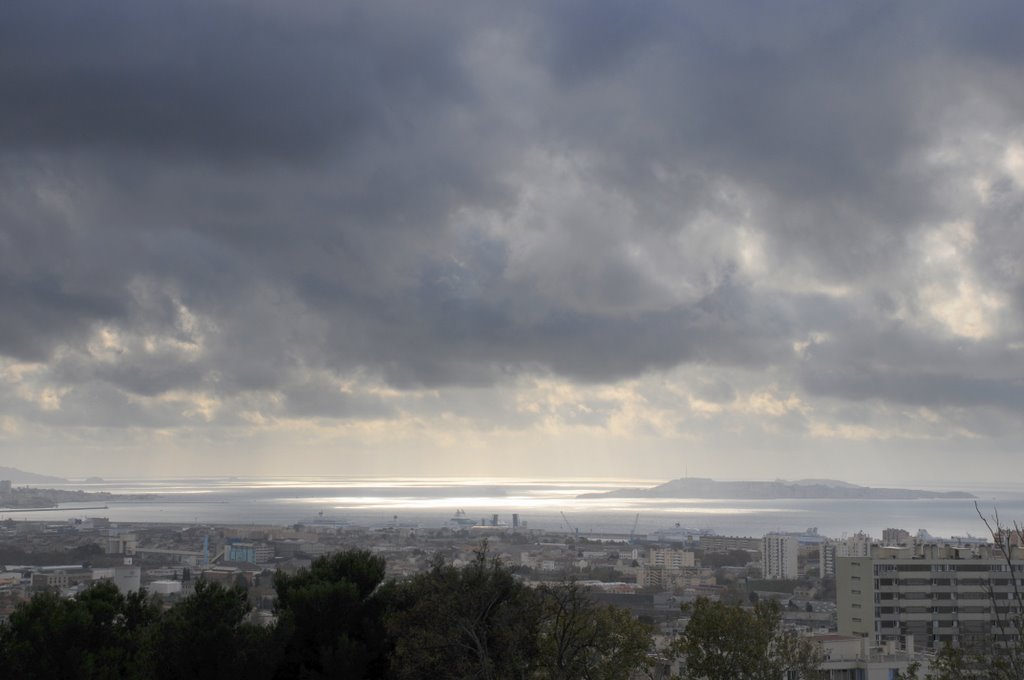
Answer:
3, 0, 1024, 428
0, 1, 474, 161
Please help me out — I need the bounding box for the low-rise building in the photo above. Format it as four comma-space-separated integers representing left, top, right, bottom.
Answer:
811, 633, 929, 680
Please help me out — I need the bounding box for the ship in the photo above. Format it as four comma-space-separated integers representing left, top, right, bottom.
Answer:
299, 510, 350, 530
449, 509, 476, 527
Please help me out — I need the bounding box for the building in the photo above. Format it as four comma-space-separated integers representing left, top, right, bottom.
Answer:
149, 580, 183, 596
31, 571, 71, 591
838, 532, 873, 558
637, 565, 715, 589
698, 535, 761, 553
810, 634, 929, 679
91, 565, 142, 593
837, 543, 1024, 651
821, 533, 873, 578
636, 548, 709, 590
225, 541, 275, 564
762, 534, 799, 580
820, 543, 837, 578
647, 548, 695, 570
105, 531, 138, 556
882, 528, 912, 546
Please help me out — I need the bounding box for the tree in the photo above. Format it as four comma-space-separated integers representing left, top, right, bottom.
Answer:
386, 548, 541, 680
145, 579, 275, 680
273, 549, 389, 679
0, 580, 159, 679
535, 580, 652, 680
672, 597, 822, 680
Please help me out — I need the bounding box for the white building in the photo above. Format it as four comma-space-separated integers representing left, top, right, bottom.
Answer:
821, 533, 873, 578
762, 534, 799, 580
149, 580, 183, 595
91, 565, 141, 593
820, 543, 837, 578
838, 532, 873, 558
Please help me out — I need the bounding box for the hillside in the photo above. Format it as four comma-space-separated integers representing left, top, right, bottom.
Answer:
0, 466, 66, 484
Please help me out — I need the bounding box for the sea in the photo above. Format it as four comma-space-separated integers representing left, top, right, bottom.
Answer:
4, 477, 1022, 541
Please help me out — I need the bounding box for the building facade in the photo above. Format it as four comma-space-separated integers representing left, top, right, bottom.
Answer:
647, 548, 695, 570
762, 534, 799, 580
838, 544, 1024, 651
820, 543, 837, 578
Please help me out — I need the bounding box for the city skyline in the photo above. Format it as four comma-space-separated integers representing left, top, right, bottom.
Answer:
2, 3, 1024, 483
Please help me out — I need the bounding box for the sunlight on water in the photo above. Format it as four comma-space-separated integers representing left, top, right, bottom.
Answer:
11, 476, 1024, 539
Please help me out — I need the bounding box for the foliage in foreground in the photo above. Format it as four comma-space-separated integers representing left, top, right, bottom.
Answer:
0, 549, 655, 680
672, 597, 822, 680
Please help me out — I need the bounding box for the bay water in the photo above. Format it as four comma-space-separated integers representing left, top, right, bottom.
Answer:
6, 477, 1022, 541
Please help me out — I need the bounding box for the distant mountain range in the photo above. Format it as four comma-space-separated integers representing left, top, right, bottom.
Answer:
577, 477, 976, 500
0, 466, 66, 484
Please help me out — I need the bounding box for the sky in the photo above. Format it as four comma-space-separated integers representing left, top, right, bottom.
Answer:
2, 2, 1024, 484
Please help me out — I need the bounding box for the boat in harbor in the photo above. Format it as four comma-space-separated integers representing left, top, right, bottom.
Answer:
449, 509, 476, 527
299, 510, 350, 530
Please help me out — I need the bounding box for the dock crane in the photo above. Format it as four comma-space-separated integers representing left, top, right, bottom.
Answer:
560, 511, 578, 538
629, 513, 640, 544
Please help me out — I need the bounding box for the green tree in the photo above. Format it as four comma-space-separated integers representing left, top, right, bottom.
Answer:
387, 548, 541, 680
273, 549, 389, 679
535, 580, 652, 680
672, 597, 822, 680
144, 579, 276, 680
0, 580, 159, 679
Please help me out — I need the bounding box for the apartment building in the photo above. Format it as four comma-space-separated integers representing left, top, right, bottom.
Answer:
698, 535, 761, 553
821, 532, 874, 578
882, 528, 912, 546
837, 544, 1024, 651
762, 534, 799, 580
647, 548, 695, 570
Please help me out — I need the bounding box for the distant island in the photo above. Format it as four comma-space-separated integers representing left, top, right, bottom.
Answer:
577, 477, 976, 500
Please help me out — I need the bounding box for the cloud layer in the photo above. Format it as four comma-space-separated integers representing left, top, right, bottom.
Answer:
2, 1, 1024, 480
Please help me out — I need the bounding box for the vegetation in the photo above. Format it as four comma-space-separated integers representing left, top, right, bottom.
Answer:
0, 548, 656, 679
535, 580, 651, 680
387, 551, 542, 679
672, 597, 822, 680
273, 551, 390, 678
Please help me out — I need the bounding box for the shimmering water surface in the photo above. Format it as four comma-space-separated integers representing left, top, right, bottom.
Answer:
5, 477, 1021, 540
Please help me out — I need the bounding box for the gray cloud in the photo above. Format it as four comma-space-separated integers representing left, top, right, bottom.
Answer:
2, 0, 1024, 469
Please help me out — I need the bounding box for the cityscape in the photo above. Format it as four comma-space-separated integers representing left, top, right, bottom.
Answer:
1, 470, 1023, 677
4, 1, 1024, 678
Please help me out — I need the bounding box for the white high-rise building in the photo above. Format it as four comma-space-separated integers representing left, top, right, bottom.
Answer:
762, 534, 799, 580
821, 532, 873, 578
820, 542, 837, 578
838, 532, 873, 558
